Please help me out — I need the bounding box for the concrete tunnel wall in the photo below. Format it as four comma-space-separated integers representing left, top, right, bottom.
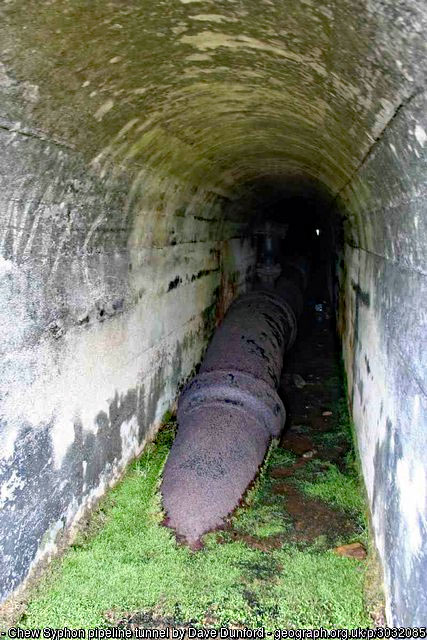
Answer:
0, 0, 426, 626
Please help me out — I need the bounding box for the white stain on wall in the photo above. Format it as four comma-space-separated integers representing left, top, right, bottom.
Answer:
396, 456, 425, 560
414, 124, 426, 147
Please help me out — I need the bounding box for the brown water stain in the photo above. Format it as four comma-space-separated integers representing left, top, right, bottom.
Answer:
220, 530, 283, 552
280, 433, 314, 454
272, 481, 357, 544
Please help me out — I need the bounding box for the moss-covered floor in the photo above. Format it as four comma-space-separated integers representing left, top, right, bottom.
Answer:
17, 422, 369, 630
15, 282, 383, 631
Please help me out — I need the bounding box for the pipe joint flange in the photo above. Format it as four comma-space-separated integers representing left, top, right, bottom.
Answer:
178, 369, 286, 438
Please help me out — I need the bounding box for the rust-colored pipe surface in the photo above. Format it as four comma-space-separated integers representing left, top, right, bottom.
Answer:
161, 284, 301, 548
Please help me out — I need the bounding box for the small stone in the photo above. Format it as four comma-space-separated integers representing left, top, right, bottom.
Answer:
322, 410, 333, 416
302, 449, 317, 459
334, 542, 367, 560
293, 373, 307, 389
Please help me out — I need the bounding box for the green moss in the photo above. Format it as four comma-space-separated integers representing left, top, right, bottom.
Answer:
20, 424, 370, 630
201, 299, 219, 340
161, 409, 175, 426
299, 461, 365, 516
232, 444, 293, 538
297, 389, 368, 536
234, 504, 291, 538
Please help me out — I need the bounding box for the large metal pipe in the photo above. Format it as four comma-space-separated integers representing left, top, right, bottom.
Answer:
161, 284, 300, 548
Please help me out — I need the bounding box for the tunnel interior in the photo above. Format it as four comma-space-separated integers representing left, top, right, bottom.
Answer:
239, 178, 335, 265
0, 0, 426, 628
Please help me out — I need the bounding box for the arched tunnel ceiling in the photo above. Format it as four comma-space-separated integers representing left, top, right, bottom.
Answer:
0, 0, 426, 621
0, 0, 425, 201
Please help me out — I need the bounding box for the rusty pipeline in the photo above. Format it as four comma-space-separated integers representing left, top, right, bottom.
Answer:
161, 278, 303, 547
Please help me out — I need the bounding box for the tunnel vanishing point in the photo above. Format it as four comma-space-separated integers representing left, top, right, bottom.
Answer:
0, 0, 426, 628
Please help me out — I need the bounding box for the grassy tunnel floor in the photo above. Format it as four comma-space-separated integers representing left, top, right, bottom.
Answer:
16, 296, 383, 630
17, 422, 370, 630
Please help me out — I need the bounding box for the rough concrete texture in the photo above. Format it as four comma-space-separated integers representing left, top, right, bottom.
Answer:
162, 290, 293, 545
337, 91, 427, 626
0, 0, 426, 625
0, 126, 255, 601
